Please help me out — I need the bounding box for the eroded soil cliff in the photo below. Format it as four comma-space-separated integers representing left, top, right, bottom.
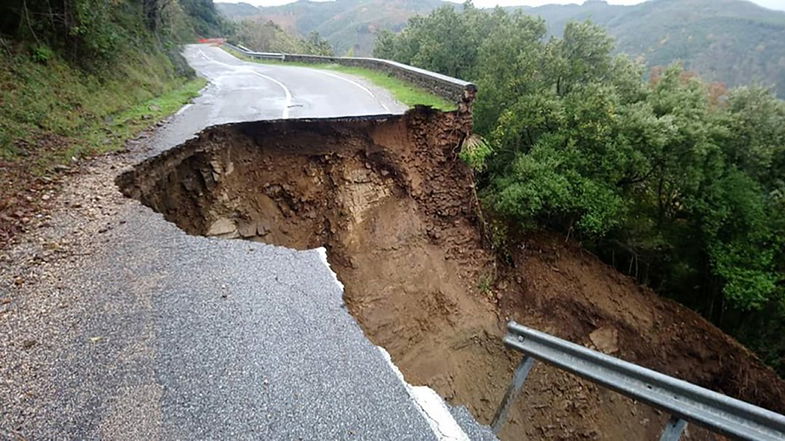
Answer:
118, 107, 785, 440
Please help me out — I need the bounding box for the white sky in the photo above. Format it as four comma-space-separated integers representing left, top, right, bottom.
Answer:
223, 0, 785, 12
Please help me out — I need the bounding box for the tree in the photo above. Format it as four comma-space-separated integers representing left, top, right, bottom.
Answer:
377, 6, 785, 375
305, 32, 333, 56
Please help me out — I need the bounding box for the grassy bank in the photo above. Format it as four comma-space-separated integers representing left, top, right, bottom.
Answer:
0, 46, 205, 244
223, 47, 454, 111
1, 49, 203, 168
76, 76, 206, 159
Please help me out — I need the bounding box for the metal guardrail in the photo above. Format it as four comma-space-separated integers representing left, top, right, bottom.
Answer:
224, 43, 284, 61
493, 322, 785, 440
219, 42, 476, 104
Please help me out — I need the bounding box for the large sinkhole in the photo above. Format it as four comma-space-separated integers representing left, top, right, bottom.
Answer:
116, 107, 776, 441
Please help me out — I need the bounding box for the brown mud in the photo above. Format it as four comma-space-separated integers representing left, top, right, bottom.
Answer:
118, 107, 785, 440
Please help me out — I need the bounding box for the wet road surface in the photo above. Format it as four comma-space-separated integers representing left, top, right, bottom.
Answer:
0, 45, 493, 441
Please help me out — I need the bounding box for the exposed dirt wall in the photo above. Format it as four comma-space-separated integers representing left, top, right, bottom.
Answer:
118, 107, 785, 441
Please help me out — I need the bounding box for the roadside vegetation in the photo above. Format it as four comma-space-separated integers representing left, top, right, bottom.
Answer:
0, 50, 205, 165
232, 20, 334, 56
223, 46, 454, 110
0, 0, 225, 243
376, 3, 785, 376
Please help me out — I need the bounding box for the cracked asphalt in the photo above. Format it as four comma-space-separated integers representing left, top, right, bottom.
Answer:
0, 45, 495, 440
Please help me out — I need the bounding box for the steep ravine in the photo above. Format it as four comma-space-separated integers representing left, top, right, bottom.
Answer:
117, 108, 785, 440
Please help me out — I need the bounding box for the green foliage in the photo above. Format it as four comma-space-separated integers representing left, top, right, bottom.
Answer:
372, 2, 494, 79
233, 20, 334, 55
381, 5, 785, 375
179, 0, 227, 37
0, 46, 200, 161
521, 0, 785, 99
459, 135, 493, 172
477, 272, 495, 294
31, 45, 53, 63
0, 0, 219, 173
305, 32, 333, 56
0, 0, 225, 66
88, 76, 206, 155
225, 0, 785, 95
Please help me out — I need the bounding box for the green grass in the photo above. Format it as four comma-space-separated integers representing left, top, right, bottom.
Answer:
1, 48, 204, 172
77, 77, 206, 158
223, 47, 455, 111
0, 45, 206, 228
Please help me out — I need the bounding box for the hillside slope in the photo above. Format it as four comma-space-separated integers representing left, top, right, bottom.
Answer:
219, 0, 785, 95
218, 0, 445, 55
233, 19, 333, 54
0, 0, 223, 245
524, 0, 785, 96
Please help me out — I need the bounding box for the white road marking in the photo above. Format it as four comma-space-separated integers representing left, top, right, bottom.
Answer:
251, 72, 292, 119
174, 104, 192, 116
315, 248, 344, 291
378, 348, 472, 441
198, 48, 292, 119
312, 70, 392, 113
315, 248, 471, 441
203, 46, 393, 115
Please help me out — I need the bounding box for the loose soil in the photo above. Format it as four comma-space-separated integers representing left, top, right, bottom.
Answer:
0, 134, 74, 246
118, 107, 785, 441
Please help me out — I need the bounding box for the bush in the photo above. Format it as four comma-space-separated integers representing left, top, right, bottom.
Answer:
31, 45, 53, 63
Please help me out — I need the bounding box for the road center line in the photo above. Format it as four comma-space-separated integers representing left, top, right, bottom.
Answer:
251, 72, 293, 119
312, 70, 392, 113
198, 48, 293, 119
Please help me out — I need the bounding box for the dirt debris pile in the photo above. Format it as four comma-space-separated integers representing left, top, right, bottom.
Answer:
118, 107, 785, 441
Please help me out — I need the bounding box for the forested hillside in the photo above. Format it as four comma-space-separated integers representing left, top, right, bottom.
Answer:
217, 0, 444, 55
218, 0, 785, 96
0, 0, 225, 242
523, 0, 785, 98
376, 4, 785, 377
232, 20, 334, 55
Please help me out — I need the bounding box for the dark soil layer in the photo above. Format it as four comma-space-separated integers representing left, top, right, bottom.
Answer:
118, 107, 785, 441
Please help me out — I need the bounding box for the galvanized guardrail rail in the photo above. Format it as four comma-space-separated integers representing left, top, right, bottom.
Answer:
225, 43, 284, 61
493, 322, 785, 440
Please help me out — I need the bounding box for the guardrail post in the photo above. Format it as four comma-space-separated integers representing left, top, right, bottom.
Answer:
659, 416, 688, 441
491, 355, 536, 434
500, 322, 785, 441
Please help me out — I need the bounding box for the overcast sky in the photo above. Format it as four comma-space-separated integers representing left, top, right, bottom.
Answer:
224, 0, 785, 12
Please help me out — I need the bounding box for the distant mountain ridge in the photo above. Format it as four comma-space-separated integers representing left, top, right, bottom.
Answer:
217, 0, 446, 55
216, 2, 261, 18
522, 0, 785, 96
217, 0, 785, 96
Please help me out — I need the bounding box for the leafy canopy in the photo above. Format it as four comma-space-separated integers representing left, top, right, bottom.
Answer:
377, 3, 785, 374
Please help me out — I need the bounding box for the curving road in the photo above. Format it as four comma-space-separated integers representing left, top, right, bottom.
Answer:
0, 45, 493, 441
184, 44, 405, 121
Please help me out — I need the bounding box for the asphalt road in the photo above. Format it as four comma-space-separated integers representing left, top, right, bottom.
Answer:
184, 45, 406, 123
0, 45, 494, 440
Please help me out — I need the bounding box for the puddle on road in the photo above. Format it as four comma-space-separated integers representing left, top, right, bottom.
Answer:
116, 108, 737, 441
